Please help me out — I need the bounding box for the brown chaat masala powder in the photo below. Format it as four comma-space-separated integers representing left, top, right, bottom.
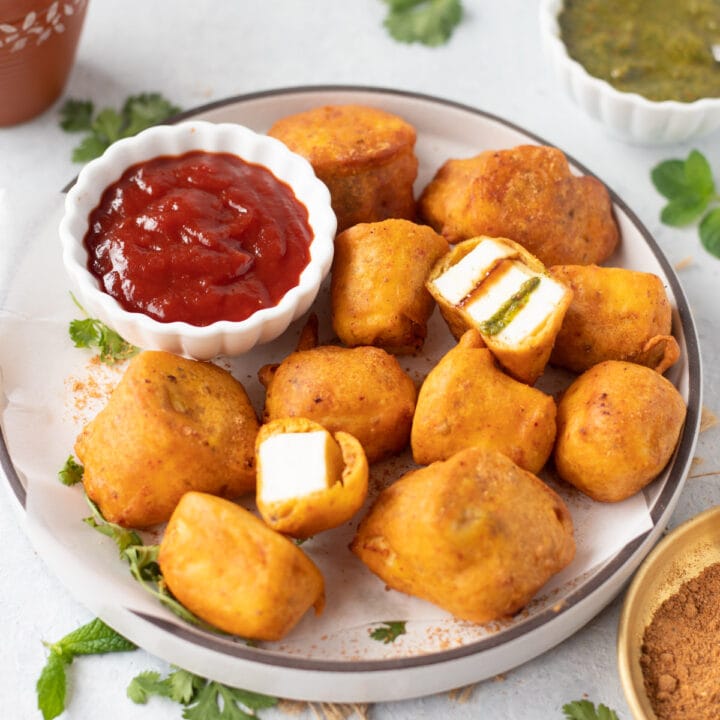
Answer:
640, 561, 720, 720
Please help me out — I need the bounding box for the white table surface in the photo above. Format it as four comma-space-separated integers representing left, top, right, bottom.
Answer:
1, 1, 719, 718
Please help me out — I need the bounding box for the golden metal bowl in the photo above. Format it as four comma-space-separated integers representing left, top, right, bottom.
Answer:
617, 505, 720, 720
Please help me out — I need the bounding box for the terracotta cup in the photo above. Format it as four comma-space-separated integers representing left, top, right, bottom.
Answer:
0, 0, 88, 126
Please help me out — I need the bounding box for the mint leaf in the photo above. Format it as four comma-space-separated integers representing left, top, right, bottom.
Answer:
36, 619, 136, 720
383, 0, 463, 46
685, 149, 715, 197
651, 159, 689, 199
660, 193, 710, 226
699, 207, 720, 258
36, 652, 68, 720
58, 455, 84, 486
369, 620, 407, 643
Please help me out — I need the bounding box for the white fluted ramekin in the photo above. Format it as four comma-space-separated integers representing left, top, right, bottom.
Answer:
539, 0, 720, 145
60, 121, 336, 359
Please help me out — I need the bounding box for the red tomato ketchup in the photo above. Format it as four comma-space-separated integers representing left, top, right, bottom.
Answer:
84, 150, 313, 326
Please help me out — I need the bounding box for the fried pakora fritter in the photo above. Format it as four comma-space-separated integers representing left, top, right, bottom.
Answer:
351, 446, 575, 624
256, 417, 368, 539
549, 264, 680, 374
411, 329, 557, 474
159, 492, 325, 640
554, 360, 687, 502
268, 104, 418, 232
427, 235, 573, 383
418, 145, 619, 266
331, 219, 449, 354
260, 341, 417, 463
75, 351, 259, 528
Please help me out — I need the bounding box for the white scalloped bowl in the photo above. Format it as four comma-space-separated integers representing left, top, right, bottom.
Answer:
60, 121, 336, 359
539, 0, 720, 145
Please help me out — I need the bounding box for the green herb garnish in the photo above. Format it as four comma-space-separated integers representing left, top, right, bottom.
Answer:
477, 275, 540, 336
59, 93, 181, 162
58, 455, 84, 486
127, 666, 277, 719
83, 496, 215, 631
369, 620, 407, 644
382, 0, 463, 46
562, 699, 621, 720
68, 293, 139, 365
36, 618, 136, 720
651, 149, 720, 259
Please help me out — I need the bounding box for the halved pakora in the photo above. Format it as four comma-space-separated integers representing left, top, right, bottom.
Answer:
418, 144, 619, 266
159, 492, 325, 641
256, 417, 368, 539
75, 351, 259, 528
427, 235, 573, 383
260, 340, 417, 464
331, 219, 449, 354
554, 360, 687, 502
268, 104, 418, 232
411, 329, 557, 474
549, 264, 680, 374
351, 446, 575, 623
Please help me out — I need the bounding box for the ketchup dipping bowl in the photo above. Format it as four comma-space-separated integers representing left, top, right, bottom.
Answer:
60, 120, 336, 359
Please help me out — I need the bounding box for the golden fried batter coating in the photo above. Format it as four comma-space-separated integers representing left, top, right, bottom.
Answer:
268, 104, 418, 232
549, 264, 680, 374
418, 145, 619, 266
159, 492, 324, 640
411, 330, 557, 474
260, 344, 417, 463
256, 417, 369, 539
75, 351, 259, 528
554, 361, 687, 502
351, 446, 575, 624
331, 219, 449, 354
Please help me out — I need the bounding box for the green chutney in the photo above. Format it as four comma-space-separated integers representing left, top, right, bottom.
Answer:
559, 0, 720, 102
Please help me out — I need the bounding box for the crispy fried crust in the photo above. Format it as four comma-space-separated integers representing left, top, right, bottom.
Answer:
331, 219, 449, 354
411, 329, 557, 473
268, 104, 418, 232
75, 351, 259, 528
549, 264, 680, 374
418, 145, 619, 266
260, 344, 417, 463
350, 446, 575, 624
159, 492, 324, 640
554, 360, 687, 502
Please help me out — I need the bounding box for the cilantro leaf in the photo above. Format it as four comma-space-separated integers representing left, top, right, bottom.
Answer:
127, 671, 174, 704
58, 455, 84, 486
36, 618, 136, 720
699, 206, 720, 259
383, 0, 463, 46
369, 620, 407, 643
59, 99, 94, 132
68, 295, 139, 365
59, 93, 180, 162
183, 681, 277, 720
84, 496, 143, 553
562, 699, 620, 720
169, 668, 206, 704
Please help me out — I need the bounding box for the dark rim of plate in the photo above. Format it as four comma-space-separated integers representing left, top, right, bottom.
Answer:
1, 84, 703, 674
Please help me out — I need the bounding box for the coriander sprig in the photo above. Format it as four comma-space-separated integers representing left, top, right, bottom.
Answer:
369, 620, 407, 644
651, 149, 720, 259
562, 699, 621, 720
36, 618, 136, 720
59, 93, 181, 162
128, 666, 277, 719
382, 0, 463, 46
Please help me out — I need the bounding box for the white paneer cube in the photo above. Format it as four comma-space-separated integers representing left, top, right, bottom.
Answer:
431, 237, 517, 305
258, 430, 342, 503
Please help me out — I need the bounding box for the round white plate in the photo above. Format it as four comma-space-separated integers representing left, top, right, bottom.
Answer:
0, 86, 702, 703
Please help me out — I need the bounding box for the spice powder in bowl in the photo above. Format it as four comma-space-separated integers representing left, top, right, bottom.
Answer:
640, 561, 720, 719
618, 505, 720, 720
